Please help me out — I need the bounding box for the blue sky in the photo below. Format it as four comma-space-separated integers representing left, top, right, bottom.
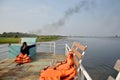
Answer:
0, 0, 120, 36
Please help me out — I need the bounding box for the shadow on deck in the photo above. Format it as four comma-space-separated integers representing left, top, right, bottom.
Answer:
0, 52, 66, 80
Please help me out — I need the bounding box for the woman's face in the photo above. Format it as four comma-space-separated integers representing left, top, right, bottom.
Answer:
23, 42, 27, 47
23, 44, 27, 47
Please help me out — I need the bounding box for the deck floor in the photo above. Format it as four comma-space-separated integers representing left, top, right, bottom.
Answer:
0, 53, 66, 80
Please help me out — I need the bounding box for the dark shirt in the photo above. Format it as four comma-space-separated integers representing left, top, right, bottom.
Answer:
20, 44, 36, 55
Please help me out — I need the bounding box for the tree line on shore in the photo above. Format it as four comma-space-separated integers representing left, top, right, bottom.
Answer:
0, 32, 37, 38
0, 32, 62, 43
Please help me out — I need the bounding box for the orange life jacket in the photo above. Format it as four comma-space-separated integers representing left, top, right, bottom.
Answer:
39, 51, 77, 80
55, 54, 73, 70
15, 53, 31, 64
40, 66, 76, 80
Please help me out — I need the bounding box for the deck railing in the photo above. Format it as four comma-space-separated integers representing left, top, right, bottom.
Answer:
65, 44, 71, 55
79, 65, 92, 80
0, 42, 56, 60
107, 59, 120, 80
0, 44, 9, 60
37, 42, 56, 55
65, 43, 92, 80
0, 42, 57, 59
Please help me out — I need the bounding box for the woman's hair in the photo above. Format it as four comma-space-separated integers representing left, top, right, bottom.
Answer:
22, 42, 27, 46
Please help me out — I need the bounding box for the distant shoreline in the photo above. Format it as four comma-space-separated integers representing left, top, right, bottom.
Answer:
66, 36, 120, 38
0, 36, 62, 44
0, 36, 120, 44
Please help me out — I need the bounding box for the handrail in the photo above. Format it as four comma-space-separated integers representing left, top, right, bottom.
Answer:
65, 44, 71, 55
0, 44, 9, 60
36, 42, 56, 55
108, 59, 120, 80
0, 44, 9, 52
80, 64, 92, 80
0, 44, 9, 48
0, 51, 8, 54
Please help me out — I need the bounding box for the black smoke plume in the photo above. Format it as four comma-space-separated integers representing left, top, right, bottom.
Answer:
35, 0, 94, 35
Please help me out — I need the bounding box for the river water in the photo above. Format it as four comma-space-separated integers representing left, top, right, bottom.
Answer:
0, 37, 120, 80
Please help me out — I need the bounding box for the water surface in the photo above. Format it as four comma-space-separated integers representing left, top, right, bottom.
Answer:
56, 37, 120, 80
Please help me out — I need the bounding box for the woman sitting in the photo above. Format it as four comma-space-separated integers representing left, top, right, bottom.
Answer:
15, 42, 36, 66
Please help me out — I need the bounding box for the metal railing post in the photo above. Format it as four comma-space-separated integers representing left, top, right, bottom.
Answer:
65, 44, 67, 55
116, 72, 120, 80
54, 42, 55, 55
81, 71, 85, 80
80, 65, 92, 80
50, 42, 51, 53
65, 44, 71, 56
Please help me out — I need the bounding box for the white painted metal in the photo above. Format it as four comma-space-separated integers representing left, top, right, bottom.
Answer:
116, 72, 120, 80
107, 76, 115, 80
53, 42, 55, 55
65, 44, 71, 55
81, 71, 85, 80
0, 44, 9, 48
80, 64, 92, 80
36, 42, 56, 54
107, 59, 120, 80
0, 44, 9, 60
50, 42, 52, 52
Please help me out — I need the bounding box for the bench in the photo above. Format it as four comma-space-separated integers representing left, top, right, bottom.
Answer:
107, 59, 120, 80
71, 41, 87, 67
66, 41, 92, 80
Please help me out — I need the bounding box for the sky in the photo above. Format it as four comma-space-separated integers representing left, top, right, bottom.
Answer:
0, 0, 120, 36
